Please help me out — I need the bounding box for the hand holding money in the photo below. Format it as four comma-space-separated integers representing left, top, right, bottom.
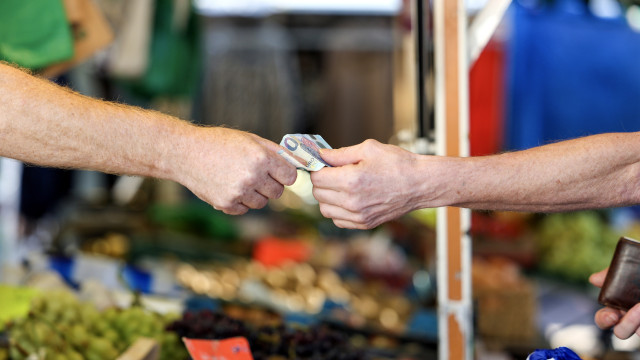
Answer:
309, 139, 426, 229
278, 134, 332, 171
182, 128, 297, 215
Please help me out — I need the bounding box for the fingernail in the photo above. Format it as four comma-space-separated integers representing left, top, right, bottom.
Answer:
607, 313, 620, 325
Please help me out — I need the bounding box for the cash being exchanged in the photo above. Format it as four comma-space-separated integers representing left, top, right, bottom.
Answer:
278, 134, 332, 171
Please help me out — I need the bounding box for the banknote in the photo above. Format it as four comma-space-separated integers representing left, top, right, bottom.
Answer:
278, 134, 332, 171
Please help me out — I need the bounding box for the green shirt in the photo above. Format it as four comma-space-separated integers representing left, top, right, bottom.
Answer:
0, 0, 73, 69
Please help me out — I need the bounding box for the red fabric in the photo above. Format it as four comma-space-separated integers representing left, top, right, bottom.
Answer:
469, 40, 506, 156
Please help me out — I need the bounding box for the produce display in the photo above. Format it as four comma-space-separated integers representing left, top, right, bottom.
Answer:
168, 309, 365, 360
175, 260, 414, 334
1, 288, 436, 360
535, 211, 620, 282
3, 291, 186, 360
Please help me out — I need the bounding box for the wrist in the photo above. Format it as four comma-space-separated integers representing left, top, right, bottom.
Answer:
412, 155, 470, 209
154, 119, 204, 185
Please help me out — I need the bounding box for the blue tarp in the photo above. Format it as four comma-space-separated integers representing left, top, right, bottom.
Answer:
506, 0, 640, 150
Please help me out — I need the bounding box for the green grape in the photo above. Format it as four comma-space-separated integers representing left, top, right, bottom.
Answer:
58, 308, 78, 325
31, 322, 48, 345
85, 349, 104, 360
67, 350, 83, 360
103, 329, 120, 344
158, 331, 188, 360
8, 346, 24, 360
88, 337, 112, 354
48, 351, 67, 360
45, 331, 65, 349
9, 291, 188, 360
11, 338, 35, 357
30, 297, 46, 315
69, 324, 89, 347
92, 319, 110, 335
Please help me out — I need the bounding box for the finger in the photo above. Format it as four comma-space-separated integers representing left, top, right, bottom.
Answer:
594, 307, 621, 329
217, 203, 249, 216
310, 167, 355, 189
614, 304, 640, 339
318, 203, 363, 224
312, 187, 343, 206
319, 144, 364, 167
252, 136, 298, 185
333, 219, 369, 230
257, 177, 286, 199
270, 161, 297, 186
241, 191, 269, 210
267, 150, 298, 186
589, 268, 609, 288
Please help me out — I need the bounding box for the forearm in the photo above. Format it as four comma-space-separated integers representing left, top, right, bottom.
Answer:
417, 133, 640, 212
0, 63, 194, 181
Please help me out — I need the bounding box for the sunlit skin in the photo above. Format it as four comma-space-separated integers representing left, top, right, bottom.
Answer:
0, 62, 297, 214
589, 268, 640, 340
311, 135, 640, 337
311, 135, 640, 229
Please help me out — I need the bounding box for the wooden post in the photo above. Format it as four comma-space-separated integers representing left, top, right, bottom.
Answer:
433, 0, 472, 359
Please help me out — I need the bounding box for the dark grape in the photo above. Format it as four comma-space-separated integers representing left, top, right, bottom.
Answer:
166, 309, 366, 360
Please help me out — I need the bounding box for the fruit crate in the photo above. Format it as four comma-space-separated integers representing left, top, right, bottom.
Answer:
472, 257, 538, 347
475, 282, 537, 342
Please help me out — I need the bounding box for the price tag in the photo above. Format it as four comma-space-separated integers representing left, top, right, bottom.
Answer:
182, 337, 254, 360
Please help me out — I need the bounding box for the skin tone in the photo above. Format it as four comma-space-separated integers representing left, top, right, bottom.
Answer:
310, 135, 640, 338
311, 135, 640, 229
590, 269, 640, 340
0, 62, 297, 214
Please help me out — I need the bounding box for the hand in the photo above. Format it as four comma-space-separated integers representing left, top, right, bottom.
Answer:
178, 127, 297, 215
310, 139, 424, 229
590, 268, 640, 339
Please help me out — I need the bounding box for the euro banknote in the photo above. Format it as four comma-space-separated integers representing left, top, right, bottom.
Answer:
278, 134, 332, 171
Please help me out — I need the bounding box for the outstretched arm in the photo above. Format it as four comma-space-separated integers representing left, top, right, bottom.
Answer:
310, 134, 640, 229
0, 62, 297, 214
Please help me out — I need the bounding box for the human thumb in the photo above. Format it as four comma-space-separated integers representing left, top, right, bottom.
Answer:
320, 145, 363, 167
589, 268, 608, 288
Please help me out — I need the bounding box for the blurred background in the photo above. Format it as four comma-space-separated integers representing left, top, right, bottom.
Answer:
2, 0, 640, 359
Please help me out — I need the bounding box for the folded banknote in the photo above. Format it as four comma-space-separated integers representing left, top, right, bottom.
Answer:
278, 134, 332, 171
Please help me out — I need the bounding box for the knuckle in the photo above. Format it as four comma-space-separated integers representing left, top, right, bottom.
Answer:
244, 172, 261, 187
273, 185, 285, 199
286, 169, 298, 185
253, 148, 270, 163
318, 204, 331, 217
343, 198, 363, 212
333, 220, 346, 229
353, 213, 369, 225
256, 197, 269, 209
221, 198, 239, 210
236, 175, 251, 189
232, 187, 247, 201
364, 220, 378, 230
311, 188, 321, 200
362, 139, 379, 149
345, 173, 365, 191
